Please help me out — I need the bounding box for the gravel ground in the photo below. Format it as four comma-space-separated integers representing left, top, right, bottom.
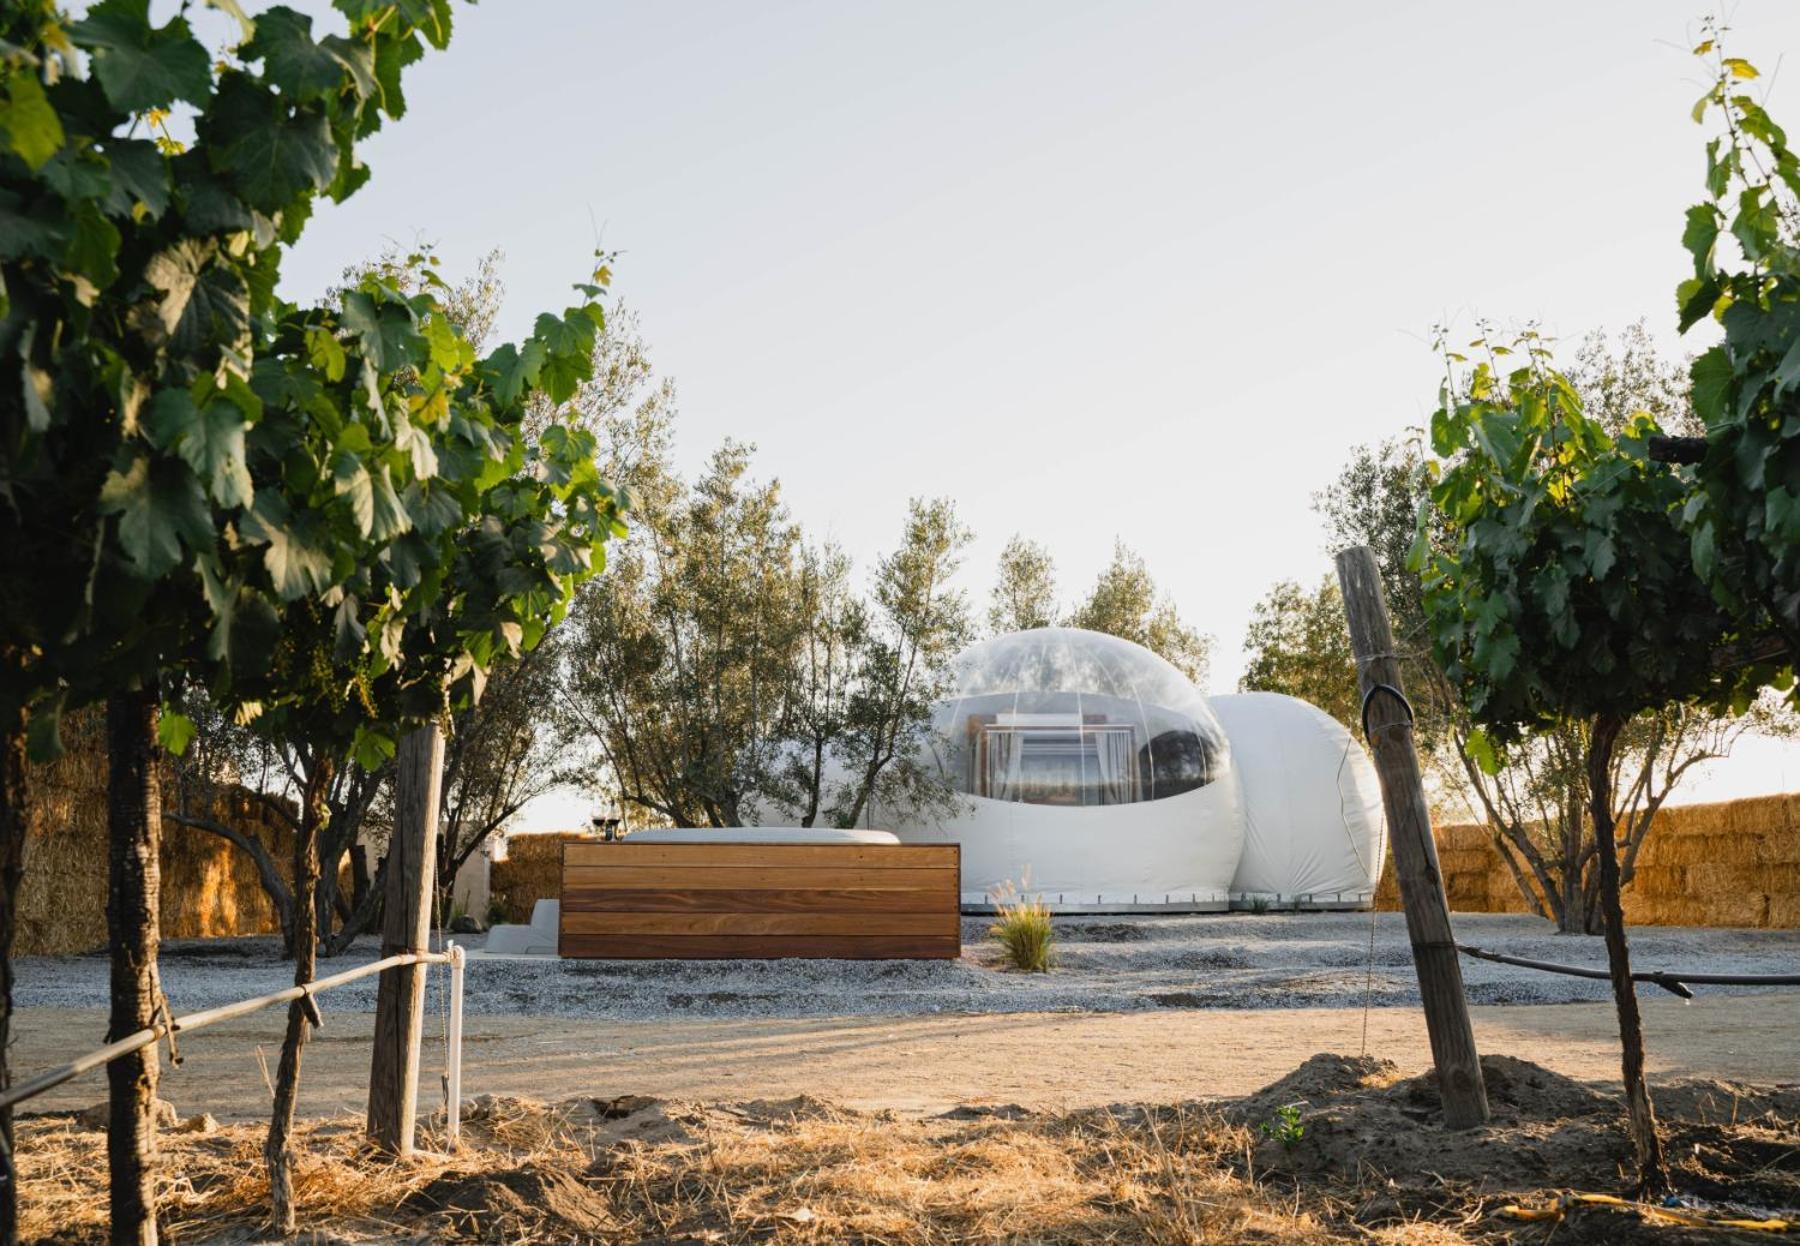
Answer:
15, 913, 1799, 1021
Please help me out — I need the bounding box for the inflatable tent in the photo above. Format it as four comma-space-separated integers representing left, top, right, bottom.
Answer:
739, 630, 1386, 913
896, 627, 1244, 910
1209, 691, 1386, 908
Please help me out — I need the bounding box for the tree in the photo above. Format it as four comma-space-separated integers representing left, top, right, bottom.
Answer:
988, 535, 1058, 633
1, 4, 629, 1235
1417, 328, 1764, 1195
831, 499, 975, 830
435, 635, 577, 918
1238, 577, 1359, 728
1066, 540, 1211, 686
1, 4, 477, 1239
1316, 367, 1787, 935
1673, 32, 1800, 683
566, 440, 804, 828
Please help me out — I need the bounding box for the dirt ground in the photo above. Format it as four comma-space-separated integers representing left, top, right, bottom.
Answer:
17, 991, 1800, 1123
17, 1051, 1800, 1244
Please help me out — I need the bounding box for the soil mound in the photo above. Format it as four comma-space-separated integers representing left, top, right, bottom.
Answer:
407, 1163, 615, 1238
1232, 1052, 1399, 1121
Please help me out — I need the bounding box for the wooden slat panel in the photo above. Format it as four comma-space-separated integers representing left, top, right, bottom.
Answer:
562, 886, 954, 914
558, 933, 961, 960
563, 864, 956, 892
562, 910, 958, 937
564, 842, 957, 869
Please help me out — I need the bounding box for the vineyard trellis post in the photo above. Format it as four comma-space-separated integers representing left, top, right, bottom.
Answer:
1336, 546, 1490, 1129
367, 724, 445, 1155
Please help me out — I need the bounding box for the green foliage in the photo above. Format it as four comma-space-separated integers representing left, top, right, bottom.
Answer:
1415, 329, 1756, 745
1675, 29, 1800, 687
1257, 1103, 1306, 1152
988, 882, 1054, 973
0, 0, 628, 770
0, 0, 466, 741
988, 535, 1059, 634
1238, 577, 1358, 730
1066, 540, 1211, 686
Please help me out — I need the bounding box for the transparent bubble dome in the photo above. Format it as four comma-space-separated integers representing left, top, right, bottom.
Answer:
930, 627, 1232, 808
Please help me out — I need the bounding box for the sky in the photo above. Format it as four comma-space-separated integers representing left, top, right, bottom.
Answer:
269, 0, 1800, 830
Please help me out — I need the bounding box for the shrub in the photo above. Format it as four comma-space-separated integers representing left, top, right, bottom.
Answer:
989, 881, 1054, 972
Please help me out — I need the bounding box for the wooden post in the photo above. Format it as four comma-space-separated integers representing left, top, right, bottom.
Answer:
1336, 547, 1490, 1130
366, 724, 442, 1155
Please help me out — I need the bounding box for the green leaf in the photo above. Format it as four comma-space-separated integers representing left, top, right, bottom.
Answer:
332, 593, 366, 661
1723, 57, 1759, 80
157, 709, 197, 756
0, 72, 65, 170
98, 453, 214, 579
351, 724, 396, 771
1465, 727, 1501, 777
393, 412, 437, 479
1767, 486, 1800, 541
305, 326, 346, 382
238, 492, 336, 599
246, 6, 372, 100
340, 290, 422, 373
332, 450, 374, 536
1582, 529, 1617, 579
151, 391, 253, 508
1689, 346, 1732, 427
102, 140, 171, 220
367, 463, 411, 540
65, 207, 122, 288
140, 239, 251, 355
1681, 203, 1720, 276
204, 77, 337, 212
1691, 518, 1718, 583
487, 339, 546, 406
70, 0, 214, 113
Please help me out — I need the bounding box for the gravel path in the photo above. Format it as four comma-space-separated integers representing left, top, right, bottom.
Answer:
15, 913, 1799, 1020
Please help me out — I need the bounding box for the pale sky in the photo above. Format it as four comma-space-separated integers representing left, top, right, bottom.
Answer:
272, 1, 1800, 829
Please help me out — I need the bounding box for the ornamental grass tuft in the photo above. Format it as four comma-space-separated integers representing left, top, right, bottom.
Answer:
988, 880, 1054, 972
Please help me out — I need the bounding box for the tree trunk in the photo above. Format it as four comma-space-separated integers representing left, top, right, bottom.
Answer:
162, 811, 296, 953
264, 754, 331, 1234
106, 689, 164, 1246
323, 851, 387, 958
0, 703, 27, 1246
1586, 713, 1668, 1196
367, 726, 442, 1154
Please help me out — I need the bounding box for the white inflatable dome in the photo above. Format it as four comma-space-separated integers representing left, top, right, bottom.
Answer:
900, 627, 1244, 911
1210, 692, 1386, 907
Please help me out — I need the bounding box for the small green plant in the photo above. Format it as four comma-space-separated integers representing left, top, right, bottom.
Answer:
1248, 896, 1271, 916
988, 880, 1054, 972
1257, 1103, 1306, 1152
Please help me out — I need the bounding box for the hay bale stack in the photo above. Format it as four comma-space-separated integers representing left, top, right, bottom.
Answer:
490, 832, 595, 924
1378, 791, 1800, 928
18, 707, 300, 956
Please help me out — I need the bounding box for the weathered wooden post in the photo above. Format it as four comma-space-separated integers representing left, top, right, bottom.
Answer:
1336, 546, 1490, 1129
367, 723, 443, 1154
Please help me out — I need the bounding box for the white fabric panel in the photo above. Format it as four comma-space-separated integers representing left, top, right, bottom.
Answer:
1210, 692, 1386, 899
896, 777, 1244, 906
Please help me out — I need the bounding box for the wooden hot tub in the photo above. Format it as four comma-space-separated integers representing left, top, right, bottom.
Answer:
558, 830, 961, 960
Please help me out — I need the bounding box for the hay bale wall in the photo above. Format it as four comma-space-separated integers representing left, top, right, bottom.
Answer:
1375, 792, 1800, 928
19, 709, 298, 956
489, 832, 593, 924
